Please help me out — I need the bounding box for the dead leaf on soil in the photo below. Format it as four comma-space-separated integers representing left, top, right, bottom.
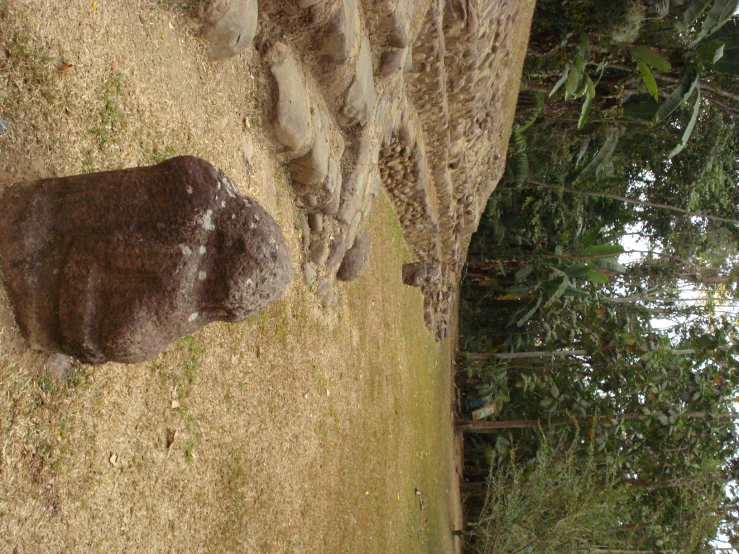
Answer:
166, 429, 177, 449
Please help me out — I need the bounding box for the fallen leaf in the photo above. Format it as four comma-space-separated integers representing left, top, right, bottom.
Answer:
166, 429, 176, 449
92, 1, 98, 10
58, 62, 73, 75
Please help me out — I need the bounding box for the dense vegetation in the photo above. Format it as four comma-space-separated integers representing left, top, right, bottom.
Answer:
458, 1, 739, 552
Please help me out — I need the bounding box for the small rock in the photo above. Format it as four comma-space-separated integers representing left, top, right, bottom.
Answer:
339, 38, 376, 127
309, 238, 329, 265
269, 43, 313, 151
316, 279, 334, 307
322, 159, 343, 216
321, 0, 358, 63
43, 353, 74, 383
300, 213, 311, 249
386, 0, 411, 48
308, 212, 324, 234
241, 134, 254, 176
293, 0, 324, 7
200, 0, 258, 61
325, 235, 346, 269
380, 48, 407, 76
336, 195, 357, 225
402, 262, 441, 287
289, 111, 329, 186
301, 192, 320, 210
319, 286, 336, 308
337, 228, 370, 281
303, 262, 318, 287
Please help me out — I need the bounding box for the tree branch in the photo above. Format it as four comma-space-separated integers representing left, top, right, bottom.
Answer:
519, 180, 739, 226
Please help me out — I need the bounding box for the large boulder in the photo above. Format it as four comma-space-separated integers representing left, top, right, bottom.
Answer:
0, 156, 293, 364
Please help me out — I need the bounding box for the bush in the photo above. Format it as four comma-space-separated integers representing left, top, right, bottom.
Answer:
466, 431, 630, 554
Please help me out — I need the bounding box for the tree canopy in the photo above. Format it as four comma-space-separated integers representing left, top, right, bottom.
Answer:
459, 1, 739, 552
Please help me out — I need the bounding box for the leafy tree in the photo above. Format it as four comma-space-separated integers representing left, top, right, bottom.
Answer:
459, 2, 739, 552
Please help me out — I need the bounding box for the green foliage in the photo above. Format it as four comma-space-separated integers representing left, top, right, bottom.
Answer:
87, 71, 125, 152
668, 87, 702, 158
632, 45, 672, 72
573, 128, 619, 183
709, 18, 739, 73
687, 0, 739, 47
656, 72, 700, 123
467, 432, 630, 554
461, 1, 739, 550
680, 0, 714, 31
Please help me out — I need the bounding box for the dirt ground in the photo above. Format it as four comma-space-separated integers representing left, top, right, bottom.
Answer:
0, 0, 533, 552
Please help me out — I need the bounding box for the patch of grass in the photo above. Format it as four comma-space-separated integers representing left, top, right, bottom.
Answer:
2, 32, 56, 93
173, 336, 204, 461
294, 211, 304, 235
178, 399, 203, 463
223, 452, 247, 523
177, 335, 203, 385
35, 376, 53, 394
66, 362, 93, 390
81, 149, 98, 174
315, 418, 329, 440
139, 141, 177, 165
275, 164, 292, 189
379, 198, 411, 261
255, 299, 291, 347
87, 71, 125, 150
184, 437, 199, 464
0, 30, 58, 132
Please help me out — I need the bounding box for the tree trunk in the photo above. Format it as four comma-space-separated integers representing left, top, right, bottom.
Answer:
465, 350, 587, 361
456, 411, 739, 433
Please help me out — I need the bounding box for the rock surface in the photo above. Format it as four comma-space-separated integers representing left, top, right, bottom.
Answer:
200, 0, 258, 61
402, 262, 441, 287
269, 44, 313, 151
321, 0, 358, 63
256, 0, 532, 337
0, 156, 293, 364
337, 229, 370, 282
289, 111, 329, 186
339, 38, 375, 127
